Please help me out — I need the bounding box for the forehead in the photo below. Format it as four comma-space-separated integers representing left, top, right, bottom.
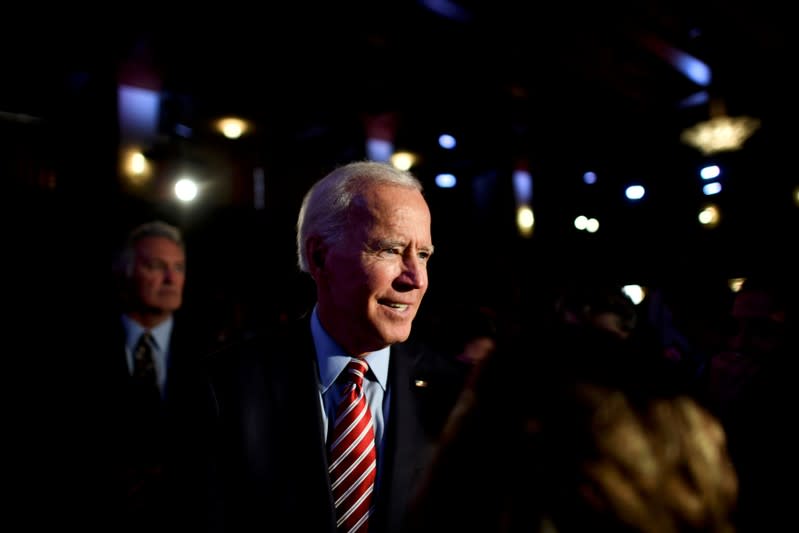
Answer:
134, 236, 185, 258
356, 184, 431, 227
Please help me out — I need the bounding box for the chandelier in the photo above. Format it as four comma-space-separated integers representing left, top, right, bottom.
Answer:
680, 99, 760, 155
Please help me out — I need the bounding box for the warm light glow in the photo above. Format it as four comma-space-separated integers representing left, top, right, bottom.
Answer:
216, 117, 250, 139
130, 152, 147, 174
573, 215, 599, 232
390, 151, 417, 171
121, 147, 152, 185
622, 284, 646, 305
516, 205, 534, 237
681, 115, 760, 155
728, 277, 746, 293
698, 204, 720, 227
794, 186, 799, 207
174, 178, 199, 202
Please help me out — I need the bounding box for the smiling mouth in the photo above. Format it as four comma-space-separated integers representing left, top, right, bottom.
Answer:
379, 300, 410, 312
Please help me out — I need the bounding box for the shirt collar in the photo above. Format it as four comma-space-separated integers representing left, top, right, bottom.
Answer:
311, 306, 389, 394
121, 314, 173, 353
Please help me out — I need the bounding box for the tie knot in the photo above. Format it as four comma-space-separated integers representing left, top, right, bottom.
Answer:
133, 332, 156, 380
344, 359, 369, 389
138, 332, 154, 349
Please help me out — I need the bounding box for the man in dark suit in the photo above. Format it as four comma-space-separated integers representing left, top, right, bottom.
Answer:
107, 220, 216, 533
207, 161, 456, 533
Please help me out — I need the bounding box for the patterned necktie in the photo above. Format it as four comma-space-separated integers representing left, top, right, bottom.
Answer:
328, 358, 377, 533
132, 332, 160, 403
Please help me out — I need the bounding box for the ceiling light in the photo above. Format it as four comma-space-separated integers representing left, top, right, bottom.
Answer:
215, 117, 251, 139
680, 99, 760, 155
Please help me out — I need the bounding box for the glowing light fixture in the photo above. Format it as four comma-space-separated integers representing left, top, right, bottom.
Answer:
728, 277, 746, 293
215, 117, 251, 139
681, 100, 760, 155
698, 204, 720, 228
174, 177, 199, 202
390, 151, 417, 171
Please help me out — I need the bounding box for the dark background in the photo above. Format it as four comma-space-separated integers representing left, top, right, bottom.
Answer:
4, 0, 797, 332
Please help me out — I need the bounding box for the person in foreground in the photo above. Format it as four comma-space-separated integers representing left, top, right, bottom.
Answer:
206, 160, 456, 533
405, 328, 740, 533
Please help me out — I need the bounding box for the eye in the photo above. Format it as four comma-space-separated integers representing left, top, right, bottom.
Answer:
418, 251, 431, 261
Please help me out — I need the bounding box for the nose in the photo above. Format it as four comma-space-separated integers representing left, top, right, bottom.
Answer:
398, 256, 428, 291
163, 265, 182, 283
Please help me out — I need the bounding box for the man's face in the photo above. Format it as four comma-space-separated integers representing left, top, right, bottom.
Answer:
131, 236, 186, 315
316, 184, 433, 355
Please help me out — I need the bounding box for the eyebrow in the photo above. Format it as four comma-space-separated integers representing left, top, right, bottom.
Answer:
373, 239, 434, 254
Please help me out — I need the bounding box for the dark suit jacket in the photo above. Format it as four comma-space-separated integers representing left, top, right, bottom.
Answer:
207, 313, 458, 533
103, 310, 218, 533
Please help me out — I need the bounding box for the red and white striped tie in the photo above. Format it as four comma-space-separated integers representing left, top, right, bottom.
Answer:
328, 358, 377, 533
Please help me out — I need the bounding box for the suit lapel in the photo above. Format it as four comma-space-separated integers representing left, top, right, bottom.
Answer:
377, 341, 432, 533
270, 316, 338, 531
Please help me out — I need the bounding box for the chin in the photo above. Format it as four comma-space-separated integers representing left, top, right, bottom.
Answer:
381, 326, 413, 345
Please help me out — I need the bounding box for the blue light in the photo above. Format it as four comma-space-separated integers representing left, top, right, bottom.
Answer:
512, 169, 532, 203
700, 165, 721, 180
438, 134, 456, 149
435, 173, 457, 188
625, 185, 646, 201
703, 182, 722, 195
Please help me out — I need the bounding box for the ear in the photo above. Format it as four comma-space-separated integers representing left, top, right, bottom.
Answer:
306, 237, 327, 278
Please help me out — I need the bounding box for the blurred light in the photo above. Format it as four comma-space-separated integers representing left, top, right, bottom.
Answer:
638, 32, 711, 86
625, 185, 646, 200
390, 151, 416, 171
698, 204, 720, 227
438, 133, 456, 149
700, 165, 721, 180
435, 173, 457, 188
118, 84, 160, 143
253, 167, 265, 210
512, 168, 532, 204
678, 90, 709, 109
622, 284, 646, 305
674, 53, 712, 86
702, 182, 722, 195
367, 138, 394, 162
574, 215, 588, 230
728, 277, 746, 293
516, 205, 534, 237
174, 178, 199, 202
794, 186, 799, 207
585, 217, 599, 233
130, 152, 147, 174
681, 107, 760, 155
420, 0, 473, 22
121, 147, 152, 185
175, 123, 192, 138
583, 171, 597, 185
215, 117, 250, 139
